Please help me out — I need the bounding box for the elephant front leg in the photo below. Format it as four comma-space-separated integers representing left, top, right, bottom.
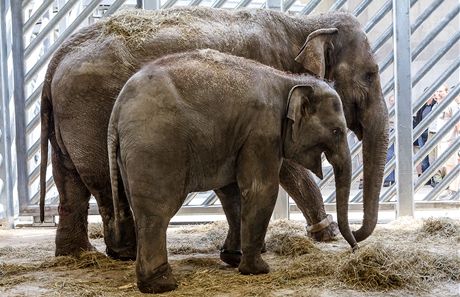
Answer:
215, 183, 242, 267
238, 182, 279, 275
52, 151, 94, 256
279, 160, 339, 242
236, 144, 280, 275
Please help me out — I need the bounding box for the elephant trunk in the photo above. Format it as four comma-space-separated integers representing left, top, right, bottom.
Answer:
327, 146, 357, 249
353, 98, 389, 242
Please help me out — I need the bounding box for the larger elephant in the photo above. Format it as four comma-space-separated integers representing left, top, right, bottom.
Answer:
40, 7, 388, 259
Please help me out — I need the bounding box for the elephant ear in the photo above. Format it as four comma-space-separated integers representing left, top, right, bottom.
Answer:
295, 28, 338, 78
287, 85, 314, 142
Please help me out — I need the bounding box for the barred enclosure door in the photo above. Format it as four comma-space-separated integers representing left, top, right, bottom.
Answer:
0, 0, 458, 223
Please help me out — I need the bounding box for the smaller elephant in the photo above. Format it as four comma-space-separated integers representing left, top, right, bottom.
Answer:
109, 49, 357, 294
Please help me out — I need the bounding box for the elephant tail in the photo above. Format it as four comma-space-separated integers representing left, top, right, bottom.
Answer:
39, 76, 53, 223
108, 115, 122, 242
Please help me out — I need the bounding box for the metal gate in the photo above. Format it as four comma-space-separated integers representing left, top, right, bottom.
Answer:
0, 0, 458, 224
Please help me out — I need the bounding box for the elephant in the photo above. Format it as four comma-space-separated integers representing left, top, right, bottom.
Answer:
40, 7, 388, 260
108, 49, 357, 293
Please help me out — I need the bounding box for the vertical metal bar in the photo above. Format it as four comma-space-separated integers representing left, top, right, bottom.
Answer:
10, 0, 29, 211
273, 187, 289, 220
266, 0, 282, 11
0, 0, 14, 227
143, 0, 160, 10
393, 0, 414, 217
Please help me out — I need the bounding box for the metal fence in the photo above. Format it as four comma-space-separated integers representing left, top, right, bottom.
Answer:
0, 0, 458, 224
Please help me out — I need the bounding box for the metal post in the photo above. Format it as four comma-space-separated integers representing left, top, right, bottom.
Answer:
0, 0, 14, 227
273, 187, 289, 220
142, 0, 160, 10
266, 0, 282, 11
10, 0, 30, 211
393, 0, 414, 217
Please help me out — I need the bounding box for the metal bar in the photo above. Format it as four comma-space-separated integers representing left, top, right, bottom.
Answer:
11, 0, 30, 212
189, 0, 204, 6
143, 0, 160, 9
266, 0, 282, 10
364, 0, 392, 33
283, 0, 296, 11
353, 0, 373, 16
329, 0, 347, 11
201, 192, 218, 206
24, 0, 80, 58
415, 138, 460, 192
412, 4, 460, 61
393, 0, 414, 217
25, 82, 43, 109
374, 0, 442, 53
183, 193, 197, 206
273, 187, 289, 220
413, 85, 460, 143
27, 138, 40, 160
412, 32, 460, 87
298, 0, 321, 16
211, 0, 227, 8
423, 164, 460, 201
161, 0, 179, 9
380, 3, 459, 76
411, 0, 444, 33
0, 0, 15, 227
235, 0, 253, 9
25, 0, 103, 84
102, 0, 126, 18
26, 114, 39, 134
414, 111, 460, 168
22, 0, 33, 9
380, 181, 397, 202
23, 0, 54, 34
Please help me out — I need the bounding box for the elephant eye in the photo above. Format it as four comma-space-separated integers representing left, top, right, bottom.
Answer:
332, 128, 341, 135
364, 71, 376, 83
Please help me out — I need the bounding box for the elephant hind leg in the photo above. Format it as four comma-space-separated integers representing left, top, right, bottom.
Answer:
131, 190, 184, 294
52, 150, 94, 256
91, 178, 136, 261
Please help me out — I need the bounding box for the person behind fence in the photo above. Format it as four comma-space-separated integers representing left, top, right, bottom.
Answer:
384, 95, 395, 187
413, 91, 436, 178
427, 84, 448, 187
440, 92, 460, 199
428, 85, 459, 198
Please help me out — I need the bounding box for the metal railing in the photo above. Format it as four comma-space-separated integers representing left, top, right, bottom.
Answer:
0, 0, 458, 223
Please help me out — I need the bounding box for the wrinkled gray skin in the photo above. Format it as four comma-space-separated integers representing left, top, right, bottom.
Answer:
109, 50, 356, 293
40, 8, 388, 260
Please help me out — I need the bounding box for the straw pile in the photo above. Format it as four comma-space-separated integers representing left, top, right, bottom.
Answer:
1, 217, 458, 296
100, 8, 211, 48
421, 217, 459, 237
88, 223, 104, 239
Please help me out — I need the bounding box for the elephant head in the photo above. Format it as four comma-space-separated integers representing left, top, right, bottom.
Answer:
283, 83, 357, 249
295, 15, 389, 242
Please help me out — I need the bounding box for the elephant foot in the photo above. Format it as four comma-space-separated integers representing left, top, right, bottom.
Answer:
306, 215, 339, 242
220, 249, 242, 267
55, 241, 96, 257
137, 263, 178, 294
238, 254, 269, 275
106, 246, 136, 261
